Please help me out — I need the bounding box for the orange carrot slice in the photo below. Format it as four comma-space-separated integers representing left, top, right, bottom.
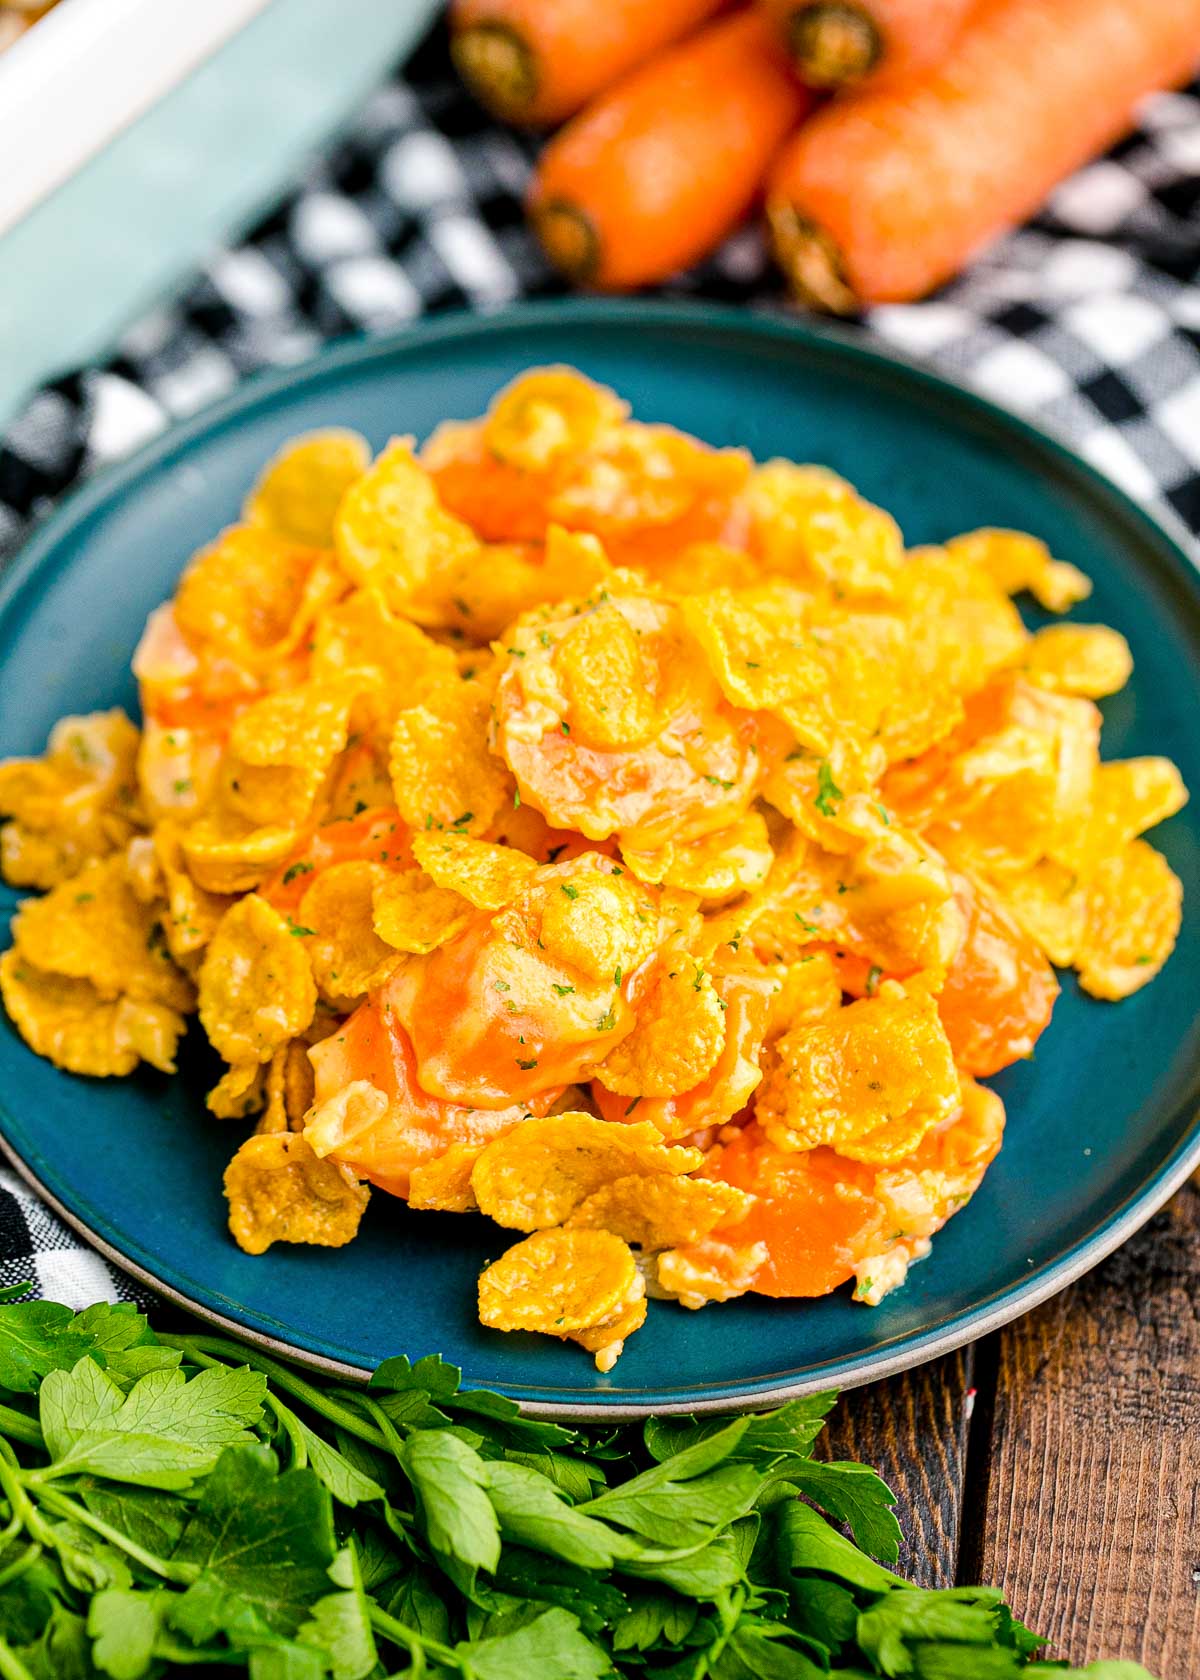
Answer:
937, 872, 1059, 1077
450, 0, 727, 127
529, 9, 813, 291
767, 0, 1200, 308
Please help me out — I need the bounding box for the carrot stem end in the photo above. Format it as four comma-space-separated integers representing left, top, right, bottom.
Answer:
452, 22, 540, 123
769, 205, 859, 314
786, 1, 881, 88
531, 200, 603, 285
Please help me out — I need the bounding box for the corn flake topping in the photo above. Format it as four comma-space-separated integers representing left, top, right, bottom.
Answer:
0, 365, 1186, 1370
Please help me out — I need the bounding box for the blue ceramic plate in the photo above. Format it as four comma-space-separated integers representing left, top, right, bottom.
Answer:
1, 301, 1198, 1417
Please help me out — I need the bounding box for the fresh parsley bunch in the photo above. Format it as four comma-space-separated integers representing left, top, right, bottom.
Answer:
0, 1291, 1155, 1679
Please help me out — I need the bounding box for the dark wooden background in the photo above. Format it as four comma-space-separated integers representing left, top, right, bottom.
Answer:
818, 1177, 1200, 1674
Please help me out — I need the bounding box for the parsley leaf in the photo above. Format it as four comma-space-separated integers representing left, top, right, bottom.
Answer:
455, 1605, 610, 1680
39, 1359, 266, 1490
0, 1302, 173, 1394
401, 1429, 501, 1581
295, 1419, 385, 1508
297, 1545, 378, 1680
384, 1565, 452, 1646
612, 1590, 698, 1652
171, 1445, 336, 1639
785, 1459, 902, 1562
78, 1478, 189, 1559
775, 1500, 900, 1593
483, 1461, 638, 1570
643, 1395, 835, 1466
493, 1548, 628, 1636
370, 1351, 462, 1403
856, 1584, 1026, 1675
87, 1589, 159, 1680
583, 1422, 761, 1546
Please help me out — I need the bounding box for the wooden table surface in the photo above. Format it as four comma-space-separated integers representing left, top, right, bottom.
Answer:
818, 1176, 1200, 1675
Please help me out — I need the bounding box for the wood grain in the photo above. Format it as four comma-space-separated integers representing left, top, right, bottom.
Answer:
819, 1349, 975, 1587
965, 1181, 1200, 1674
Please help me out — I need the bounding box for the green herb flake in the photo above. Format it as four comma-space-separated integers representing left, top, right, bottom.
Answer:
814, 758, 843, 817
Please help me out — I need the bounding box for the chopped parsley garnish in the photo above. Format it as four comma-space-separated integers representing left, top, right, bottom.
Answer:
814, 757, 844, 816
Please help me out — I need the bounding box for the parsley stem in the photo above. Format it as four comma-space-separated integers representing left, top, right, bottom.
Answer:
0, 1541, 40, 1593
158, 1334, 390, 1452
690, 1585, 746, 1680
353, 1392, 409, 1462
0, 1403, 43, 1450
269, 1393, 309, 1469
33, 1486, 197, 1585
0, 1639, 36, 1680
0, 1448, 53, 1551
367, 1603, 460, 1671
144, 1643, 240, 1666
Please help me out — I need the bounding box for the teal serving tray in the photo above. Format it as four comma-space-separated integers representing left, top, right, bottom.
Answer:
0, 301, 1197, 1416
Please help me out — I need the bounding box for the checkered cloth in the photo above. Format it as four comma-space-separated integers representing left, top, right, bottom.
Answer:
1, 21, 1199, 1303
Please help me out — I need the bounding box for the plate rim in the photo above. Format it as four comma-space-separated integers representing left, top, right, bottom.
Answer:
2, 1120, 1199, 1420
1, 295, 1199, 1418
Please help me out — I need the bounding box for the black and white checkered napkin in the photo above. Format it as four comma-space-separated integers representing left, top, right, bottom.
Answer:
1, 22, 1199, 1304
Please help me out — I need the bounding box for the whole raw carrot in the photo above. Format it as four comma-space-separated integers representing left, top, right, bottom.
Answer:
450, 0, 727, 126
528, 9, 813, 291
758, 0, 975, 89
767, 0, 1200, 309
